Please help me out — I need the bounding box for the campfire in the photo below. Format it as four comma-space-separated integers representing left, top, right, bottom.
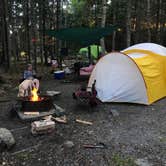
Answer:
14, 87, 64, 122
30, 88, 41, 102
20, 88, 53, 112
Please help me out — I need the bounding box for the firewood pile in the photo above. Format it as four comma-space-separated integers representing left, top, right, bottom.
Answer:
31, 120, 55, 135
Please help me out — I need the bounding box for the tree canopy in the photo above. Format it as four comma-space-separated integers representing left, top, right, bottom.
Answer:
0, 0, 166, 70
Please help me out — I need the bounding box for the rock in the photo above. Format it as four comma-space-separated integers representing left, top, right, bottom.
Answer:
0, 128, 15, 150
87, 130, 94, 135
0, 89, 6, 95
53, 103, 66, 117
110, 109, 119, 117
135, 158, 152, 166
64, 141, 74, 148
151, 107, 155, 111
2, 161, 6, 165
46, 90, 61, 96
2, 84, 12, 90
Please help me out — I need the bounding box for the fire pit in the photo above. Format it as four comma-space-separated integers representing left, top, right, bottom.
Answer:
12, 88, 65, 121
21, 96, 53, 112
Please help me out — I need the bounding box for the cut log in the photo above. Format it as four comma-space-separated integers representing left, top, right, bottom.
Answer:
76, 119, 93, 125
51, 116, 67, 124
24, 112, 39, 115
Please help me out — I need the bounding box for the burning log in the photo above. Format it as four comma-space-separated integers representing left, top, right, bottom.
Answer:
14, 87, 65, 121
20, 88, 53, 112
21, 96, 53, 112
30, 88, 39, 101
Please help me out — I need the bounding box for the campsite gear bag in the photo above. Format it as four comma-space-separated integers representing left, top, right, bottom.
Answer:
73, 80, 98, 107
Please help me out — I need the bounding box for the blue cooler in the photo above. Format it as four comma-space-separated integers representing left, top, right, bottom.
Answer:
54, 70, 65, 79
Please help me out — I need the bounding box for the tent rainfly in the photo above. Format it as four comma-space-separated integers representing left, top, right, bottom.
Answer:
88, 43, 166, 105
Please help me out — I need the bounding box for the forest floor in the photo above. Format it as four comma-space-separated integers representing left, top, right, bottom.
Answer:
0, 70, 166, 166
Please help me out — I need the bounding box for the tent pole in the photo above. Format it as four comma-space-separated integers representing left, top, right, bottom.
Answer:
97, 45, 100, 59
88, 46, 91, 64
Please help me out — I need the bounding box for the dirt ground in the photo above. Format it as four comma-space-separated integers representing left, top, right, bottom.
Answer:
0, 73, 166, 166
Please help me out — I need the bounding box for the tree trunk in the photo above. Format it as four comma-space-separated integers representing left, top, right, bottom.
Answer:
38, 1, 43, 64
1, 14, 5, 65
31, 0, 37, 71
56, 0, 61, 68
155, 0, 162, 43
126, 0, 131, 47
147, 0, 151, 42
2, 0, 10, 70
134, 1, 141, 43
100, 0, 107, 52
112, 0, 116, 50
160, 0, 165, 44
1, 41, 6, 65
42, 0, 47, 65
26, 0, 30, 62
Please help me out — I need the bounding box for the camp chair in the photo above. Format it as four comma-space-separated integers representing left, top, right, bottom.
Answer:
73, 61, 89, 76
72, 80, 98, 107
79, 64, 94, 76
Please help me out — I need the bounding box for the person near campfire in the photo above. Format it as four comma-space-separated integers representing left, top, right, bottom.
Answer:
23, 64, 39, 89
18, 64, 40, 97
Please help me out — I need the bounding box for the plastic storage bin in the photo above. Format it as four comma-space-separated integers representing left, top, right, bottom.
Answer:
54, 70, 65, 79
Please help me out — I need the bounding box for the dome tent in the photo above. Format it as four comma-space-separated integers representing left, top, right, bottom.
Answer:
78, 45, 104, 60
88, 43, 166, 105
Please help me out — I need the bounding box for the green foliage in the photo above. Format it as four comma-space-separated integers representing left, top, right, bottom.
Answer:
159, 136, 166, 142
15, 152, 33, 161
109, 154, 137, 166
1, 0, 166, 71
68, 0, 90, 26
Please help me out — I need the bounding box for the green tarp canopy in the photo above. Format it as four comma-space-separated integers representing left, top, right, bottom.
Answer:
45, 26, 117, 46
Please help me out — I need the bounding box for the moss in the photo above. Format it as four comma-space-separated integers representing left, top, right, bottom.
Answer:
109, 154, 137, 166
15, 152, 33, 161
159, 137, 166, 142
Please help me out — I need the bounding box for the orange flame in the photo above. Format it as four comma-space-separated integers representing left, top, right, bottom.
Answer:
30, 88, 39, 101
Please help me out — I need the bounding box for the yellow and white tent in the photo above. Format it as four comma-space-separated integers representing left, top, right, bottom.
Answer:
88, 43, 166, 105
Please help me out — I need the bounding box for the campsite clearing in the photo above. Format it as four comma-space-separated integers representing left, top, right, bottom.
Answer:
0, 74, 166, 166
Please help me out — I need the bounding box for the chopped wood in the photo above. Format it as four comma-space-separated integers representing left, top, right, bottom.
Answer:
76, 119, 93, 125
31, 120, 55, 135
51, 115, 67, 124
24, 112, 39, 115
43, 115, 52, 120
